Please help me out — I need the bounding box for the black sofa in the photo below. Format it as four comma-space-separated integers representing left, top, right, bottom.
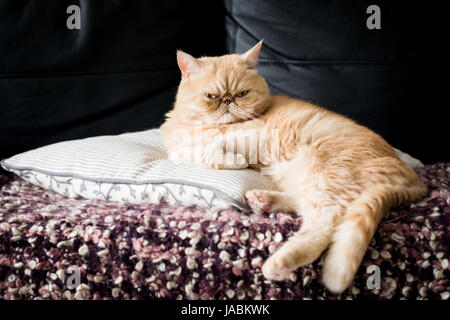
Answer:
0, 0, 447, 164
1, 1, 449, 301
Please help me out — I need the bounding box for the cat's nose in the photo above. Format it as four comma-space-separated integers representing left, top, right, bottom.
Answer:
222, 93, 233, 105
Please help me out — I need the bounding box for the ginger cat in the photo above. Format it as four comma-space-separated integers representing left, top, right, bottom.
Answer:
161, 41, 427, 293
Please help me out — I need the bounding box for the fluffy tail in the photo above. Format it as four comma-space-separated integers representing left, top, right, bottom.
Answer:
322, 183, 426, 293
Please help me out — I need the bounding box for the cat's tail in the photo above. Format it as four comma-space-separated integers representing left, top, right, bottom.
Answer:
322, 182, 427, 293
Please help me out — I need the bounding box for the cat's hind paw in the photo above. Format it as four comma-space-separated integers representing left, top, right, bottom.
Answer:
261, 252, 294, 281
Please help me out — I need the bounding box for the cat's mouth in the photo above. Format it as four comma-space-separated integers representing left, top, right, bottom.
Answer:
216, 109, 242, 124
202, 104, 255, 125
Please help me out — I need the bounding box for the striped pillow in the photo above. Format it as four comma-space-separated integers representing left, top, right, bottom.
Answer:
1, 129, 276, 210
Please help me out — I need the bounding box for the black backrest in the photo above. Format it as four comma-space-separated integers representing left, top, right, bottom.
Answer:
1, 0, 446, 165
225, 0, 446, 163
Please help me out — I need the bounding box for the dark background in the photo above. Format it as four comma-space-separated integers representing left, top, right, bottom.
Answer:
0, 0, 447, 169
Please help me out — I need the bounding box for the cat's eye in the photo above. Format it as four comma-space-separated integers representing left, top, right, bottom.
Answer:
236, 90, 250, 98
204, 93, 219, 99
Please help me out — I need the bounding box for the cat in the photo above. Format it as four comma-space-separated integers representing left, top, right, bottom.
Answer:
161, 41, 427, 293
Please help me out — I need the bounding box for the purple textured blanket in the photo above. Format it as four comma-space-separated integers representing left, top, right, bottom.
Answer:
0, 163, 449, 300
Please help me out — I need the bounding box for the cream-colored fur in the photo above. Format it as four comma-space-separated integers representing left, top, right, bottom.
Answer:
161, 42, 427, 293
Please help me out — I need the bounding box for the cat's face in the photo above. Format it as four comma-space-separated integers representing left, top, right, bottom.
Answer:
173, 41, 271, 125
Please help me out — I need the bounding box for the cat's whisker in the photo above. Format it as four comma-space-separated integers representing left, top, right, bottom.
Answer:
197, 106, 227, 123
211, 108, 228, 120
246, 110, 267, 119
227, 106, 251, 119
230, 107, 265, 122
233, 107, 265, 118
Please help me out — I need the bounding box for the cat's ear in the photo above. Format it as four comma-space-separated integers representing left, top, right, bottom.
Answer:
241, 40, 263, 69
177, 50, 202, 80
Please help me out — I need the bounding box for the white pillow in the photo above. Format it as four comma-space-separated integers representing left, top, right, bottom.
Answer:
1, 129, 277, 210
1, 129, 423, 210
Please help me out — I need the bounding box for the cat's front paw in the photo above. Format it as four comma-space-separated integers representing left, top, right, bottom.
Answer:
245, 190, 272, 214
206, 152, 248, 170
